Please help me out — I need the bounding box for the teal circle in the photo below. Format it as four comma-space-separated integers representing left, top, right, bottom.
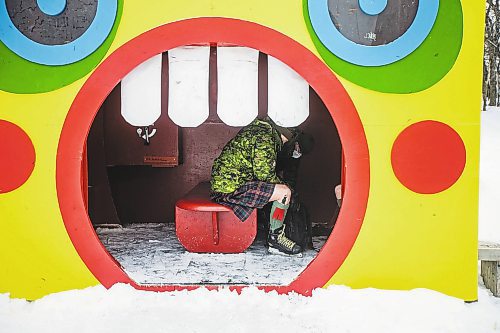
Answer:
359, 0, 387, 15
36, 0, 66, 16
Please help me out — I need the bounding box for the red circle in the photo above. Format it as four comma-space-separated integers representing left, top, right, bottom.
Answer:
391, 121, 466, 194
0, 120, 35, 193
56, 18, 370, 295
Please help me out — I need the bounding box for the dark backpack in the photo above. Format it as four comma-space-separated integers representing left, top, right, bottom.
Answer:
284, 193, 313, 250
259, 129, 314, 249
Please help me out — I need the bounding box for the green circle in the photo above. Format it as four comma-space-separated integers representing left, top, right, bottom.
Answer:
0, 0, 123, 94
303, 0, 463, 93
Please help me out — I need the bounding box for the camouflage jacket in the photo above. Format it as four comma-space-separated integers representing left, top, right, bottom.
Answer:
211, 118, 283, 193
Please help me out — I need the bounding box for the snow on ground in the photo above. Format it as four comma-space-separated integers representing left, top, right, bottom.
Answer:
96, 223, 327, 285
0, 284, 499, 333
479, 107, 500, 243
0, 109, 499, 332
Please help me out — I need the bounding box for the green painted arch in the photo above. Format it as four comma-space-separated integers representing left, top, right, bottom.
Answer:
303, 0, 463, 94
0, 0, 123, 94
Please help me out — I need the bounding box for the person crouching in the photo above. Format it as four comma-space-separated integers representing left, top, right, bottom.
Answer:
210, 117, 301, 255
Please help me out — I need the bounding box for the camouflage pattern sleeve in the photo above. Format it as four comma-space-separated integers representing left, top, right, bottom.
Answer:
211, 118, 282, 193
252, 131, 281, 184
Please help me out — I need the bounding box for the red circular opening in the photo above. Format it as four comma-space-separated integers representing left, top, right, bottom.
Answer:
56, 17, 370, 295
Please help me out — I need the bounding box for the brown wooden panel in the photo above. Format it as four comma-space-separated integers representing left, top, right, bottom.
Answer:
258, 52, 268, 119
104, 54, 179, 167
108, 124, 240, 223
206, 45, 220, 123
295, 88, 342, 224
86, 109, 121, 225
106, 89, 341, 225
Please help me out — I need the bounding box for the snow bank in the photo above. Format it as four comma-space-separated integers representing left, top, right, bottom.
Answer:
479, 107, 500, 243
1, 284, 499, 333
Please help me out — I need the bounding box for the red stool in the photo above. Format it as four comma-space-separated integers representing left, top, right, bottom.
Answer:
175, 182, 257, 253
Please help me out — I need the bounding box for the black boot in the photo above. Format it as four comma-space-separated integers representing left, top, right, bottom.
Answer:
267, 227, 302, 255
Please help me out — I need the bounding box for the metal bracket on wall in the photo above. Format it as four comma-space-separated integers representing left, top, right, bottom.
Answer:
136, 126, 157, 145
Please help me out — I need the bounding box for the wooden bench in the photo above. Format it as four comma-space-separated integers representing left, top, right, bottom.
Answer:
479, 241, 500, 297
175, 182, 257, 253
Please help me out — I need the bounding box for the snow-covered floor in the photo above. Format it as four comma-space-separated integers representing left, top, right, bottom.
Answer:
96, 223, 327, 285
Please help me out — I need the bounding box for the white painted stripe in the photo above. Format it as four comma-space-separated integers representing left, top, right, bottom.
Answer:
121, 54, 162, 127
217, 47, 259, 127
168, 46, 210, 127
268, 55, 309, 127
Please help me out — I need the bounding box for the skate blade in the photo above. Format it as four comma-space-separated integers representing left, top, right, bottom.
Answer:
267, 247, 303, 257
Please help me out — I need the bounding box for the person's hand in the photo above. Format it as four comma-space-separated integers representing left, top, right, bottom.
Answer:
335, 184, 342, 207
335, 184, 342, 200
270, 184, 291, 205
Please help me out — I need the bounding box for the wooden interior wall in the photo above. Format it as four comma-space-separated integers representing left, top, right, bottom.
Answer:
87, 50, 341, 225
87, 105, 121, 226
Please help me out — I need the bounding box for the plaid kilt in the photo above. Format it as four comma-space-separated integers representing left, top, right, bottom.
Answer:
210, 181, 275, 222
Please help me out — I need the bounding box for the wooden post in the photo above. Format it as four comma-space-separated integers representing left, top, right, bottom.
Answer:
479, 241, 500, 297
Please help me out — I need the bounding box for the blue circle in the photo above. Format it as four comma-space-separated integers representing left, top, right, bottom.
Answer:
307, 0, 439, 66
36, 0, 67, 16
0, 0, 118, 66
359, 0, 387, 16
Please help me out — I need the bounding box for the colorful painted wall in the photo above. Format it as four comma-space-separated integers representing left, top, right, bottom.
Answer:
0, 0, 485, 300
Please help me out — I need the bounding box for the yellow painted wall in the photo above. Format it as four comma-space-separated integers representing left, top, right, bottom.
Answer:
0, 0, 485, 300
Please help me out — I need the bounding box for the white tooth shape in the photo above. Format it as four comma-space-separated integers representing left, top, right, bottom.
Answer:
121, 54, 162, 127
168, 46, 210, 127
268, 55, 309, 127
217, 46, 259, 127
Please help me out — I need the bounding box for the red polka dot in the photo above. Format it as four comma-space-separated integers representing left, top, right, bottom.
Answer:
0, 120, 35, 193
391, 121, 466, 194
